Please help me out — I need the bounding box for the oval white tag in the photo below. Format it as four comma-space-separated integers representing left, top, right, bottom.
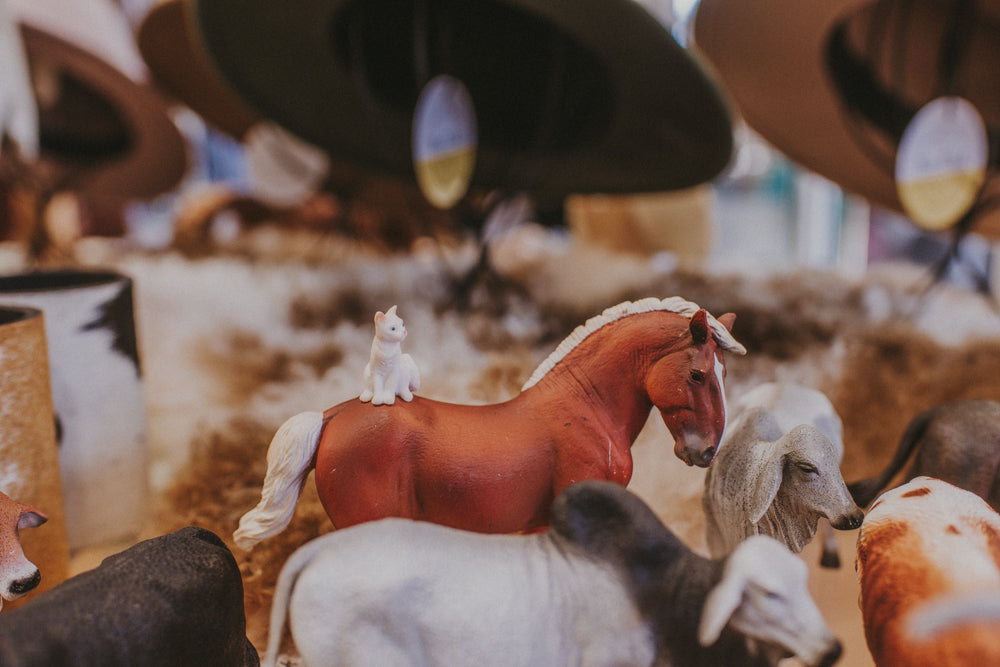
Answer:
412, 75, 477, 209
895, 97, 987, 231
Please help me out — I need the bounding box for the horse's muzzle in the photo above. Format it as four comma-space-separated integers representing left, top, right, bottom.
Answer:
674, 436, 717, 467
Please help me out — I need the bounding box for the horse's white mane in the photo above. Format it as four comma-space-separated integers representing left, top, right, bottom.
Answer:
521, 296, 746, 390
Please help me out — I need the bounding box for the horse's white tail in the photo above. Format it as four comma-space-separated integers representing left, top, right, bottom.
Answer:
263, 533, 336, 667
234, 411, 324, 551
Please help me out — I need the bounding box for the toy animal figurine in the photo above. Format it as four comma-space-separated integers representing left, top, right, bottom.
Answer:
235, 297, 745, 549
0, 526, 259, 666
703, 382, 863, 569
849, 399, 1000, 510
856, 477, 1000, 666
359, 305, 420, 405
264, 481, 841, 667
906, 591, 1000, 650
0, 489, 47, 610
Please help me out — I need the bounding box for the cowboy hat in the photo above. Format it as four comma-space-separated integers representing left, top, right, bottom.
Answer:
136, 0, 258, 141
187, 0, 733, 200
693, 0, 1000, 239
11, 0, 187, 202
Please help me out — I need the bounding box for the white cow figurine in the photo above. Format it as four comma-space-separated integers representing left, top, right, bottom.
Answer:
703, 382, 863, 566
265, 481, 842, 667
0, 488, 47, 609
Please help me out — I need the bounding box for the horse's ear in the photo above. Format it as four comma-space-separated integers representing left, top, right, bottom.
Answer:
717, 312, 736, 332
690, 309, 710, 345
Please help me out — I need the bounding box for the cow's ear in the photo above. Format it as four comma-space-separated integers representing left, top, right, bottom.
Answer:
749, 449, 783, 524
550, 481, 674, 572
699, 567, 746, 645
18, 505, 48, 529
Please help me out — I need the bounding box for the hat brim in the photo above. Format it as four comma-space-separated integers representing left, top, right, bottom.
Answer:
694, 0, 1000, 239
191, 0, 733, 199
22, 26, 187, 202
137, 0, 259, 140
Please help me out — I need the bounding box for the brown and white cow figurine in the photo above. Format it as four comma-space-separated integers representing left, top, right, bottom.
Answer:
856, 476, 1000, 666
0, 488, 47, 610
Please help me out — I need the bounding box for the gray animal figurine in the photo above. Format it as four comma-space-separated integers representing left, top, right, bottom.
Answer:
0, 526, 259, 667
265, 481, 841, 667
849, 399, 1000, 510
703, 383, 863, 566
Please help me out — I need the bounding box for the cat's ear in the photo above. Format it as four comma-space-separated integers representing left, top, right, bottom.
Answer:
387, 305, 398, 317
375, 311, 385, 323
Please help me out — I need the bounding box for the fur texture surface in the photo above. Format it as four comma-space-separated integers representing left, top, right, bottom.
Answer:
20, 227, 999, 664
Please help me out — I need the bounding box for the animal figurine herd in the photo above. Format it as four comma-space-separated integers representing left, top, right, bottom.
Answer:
234, 297, 745, 549
5, 298, 1000, 667
265, 481, 842, 667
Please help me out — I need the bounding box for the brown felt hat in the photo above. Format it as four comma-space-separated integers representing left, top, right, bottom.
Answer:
11, 0, 187, 202
694, 0, 1000, 240
185, 0, 733, 200
136, 0, 259, 141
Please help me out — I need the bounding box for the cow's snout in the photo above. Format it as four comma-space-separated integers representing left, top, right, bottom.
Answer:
831, 507, 864, 531
8, 569, 40, 596
815, 640, 843, 667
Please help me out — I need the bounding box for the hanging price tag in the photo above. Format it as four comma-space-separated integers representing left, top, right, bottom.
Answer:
895, 97, 987, 231
412, 75, 477, 209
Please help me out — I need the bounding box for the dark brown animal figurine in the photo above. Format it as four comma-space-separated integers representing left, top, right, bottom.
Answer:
849, 399, 1000, 509
0, 527, 258, 667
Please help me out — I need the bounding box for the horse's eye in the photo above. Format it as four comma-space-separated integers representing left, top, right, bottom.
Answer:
689, 368, 706, 384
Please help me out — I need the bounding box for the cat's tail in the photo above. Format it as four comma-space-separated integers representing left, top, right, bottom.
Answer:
234, 411, 324, 551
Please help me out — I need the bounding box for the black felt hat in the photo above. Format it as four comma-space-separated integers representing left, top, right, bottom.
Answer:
189, 0, 733, 200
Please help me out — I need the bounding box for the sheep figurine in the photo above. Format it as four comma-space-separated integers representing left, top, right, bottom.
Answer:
265, 480, 842, 667
703, 382, 863, 565
856, 477, 1000, 666
849, 399, 1000, 510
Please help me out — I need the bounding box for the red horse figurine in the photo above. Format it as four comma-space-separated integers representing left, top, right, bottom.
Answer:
234, 297, 745, 549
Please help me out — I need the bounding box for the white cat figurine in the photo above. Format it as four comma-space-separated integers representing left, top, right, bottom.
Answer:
360, 306, 421, 405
